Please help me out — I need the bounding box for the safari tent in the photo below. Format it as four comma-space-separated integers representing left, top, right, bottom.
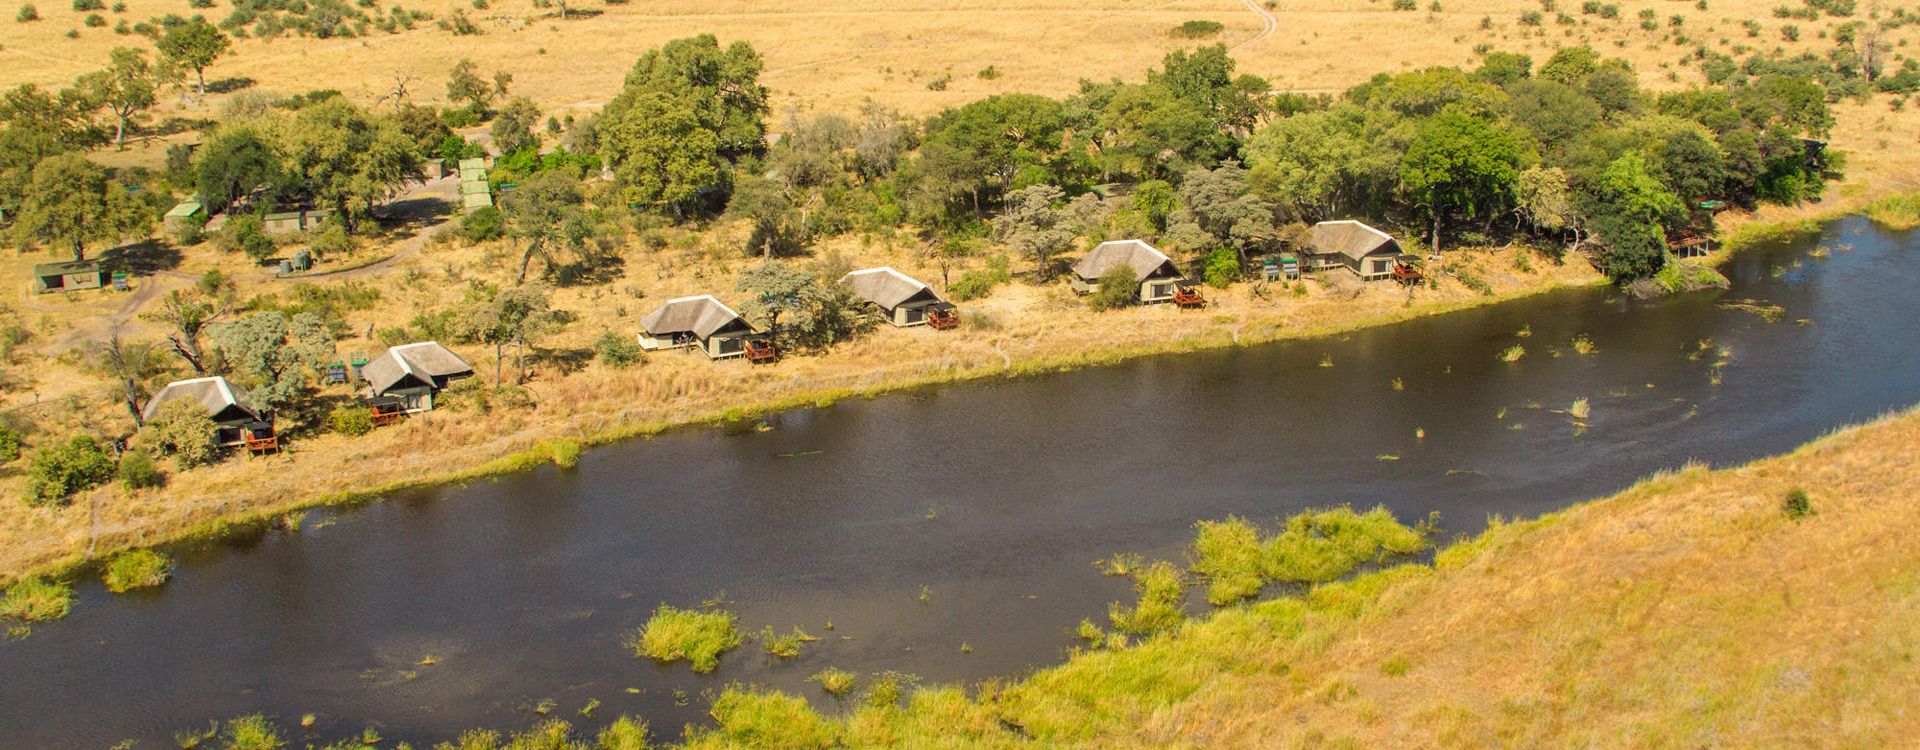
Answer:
839, 267, 954, 327
362, 341, 475, 414
637, 295, 763, 359
1069, 239, 1184, 303
1306, 220, 1403, 281
141, 375, 266, 448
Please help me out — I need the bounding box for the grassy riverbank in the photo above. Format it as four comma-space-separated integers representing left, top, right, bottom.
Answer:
0, 246, 1599, 585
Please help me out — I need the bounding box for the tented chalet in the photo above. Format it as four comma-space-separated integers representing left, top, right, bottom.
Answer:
839, 267, 956, 328
141, 375, 271, 449
1306, 220, 1403, 281
637, 295, 765, 359
1069, 239, 1185, 303
362, 341, 475, 414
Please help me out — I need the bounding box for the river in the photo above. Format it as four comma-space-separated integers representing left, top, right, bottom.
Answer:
1, 217, 1915, 748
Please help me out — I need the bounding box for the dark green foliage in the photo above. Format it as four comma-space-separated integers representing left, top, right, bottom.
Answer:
947, 256, 1011, 301
328, 405, 374, 436
0, 422, 20, 462
13, 1, 33, 20
1171, 19, 1223, 37
595, 329, 641, 367
23, 435, 115, 506
598, 34, 768, 217
194, 126, 281, 211
461, 205, 503, 242
216, 213, 275, 261
1783, 487, 1813, 519
1202, 247, 1239, 287
1087, 265, 1140, 311
72, 0, 101, 10
117, 448, 163, 490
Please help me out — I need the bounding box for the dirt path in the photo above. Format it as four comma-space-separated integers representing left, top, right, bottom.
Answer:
1232, 0, 1279, 50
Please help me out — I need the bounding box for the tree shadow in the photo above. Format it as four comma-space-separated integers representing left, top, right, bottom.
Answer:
100, 240, 184, 274
541, 345, 597, 375
205, 77, 256, 95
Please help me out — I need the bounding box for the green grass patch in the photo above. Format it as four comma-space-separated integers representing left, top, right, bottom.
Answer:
684, 687, 840, 750
626, 605, 744, 673
1863, 191, 1920, 231
1190, 517, 1265, 605
101, 549, 173, 593
1108, 560, 1187, 635
1263, 506, 1429, 584
1651, 260, 1731, 294
1498, 344, 1527, 362
760, 625, 818, 658
1721, 216, 1821, 252
809, 667, 858, 696
0, 577, 73, 622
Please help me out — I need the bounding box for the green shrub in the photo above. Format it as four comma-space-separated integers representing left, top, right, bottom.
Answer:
219, 714, 283, 750
117, 448, 163, 490
1201, 247, 1240, 288
1087, 265, 1140, 311
0, 577, 73, 622
328, 405, 375, 436
1783, 487, 1813, 519
71, 0, 101, 9
144, 397, 217, 469
441, 105, 481, 128
595, 329, 641, 368
1171, 19, 1224, 37
217, 214, 275, 262
101, 549, 173, 592
626, 604, 743, 673
948, 270, 1002, 301
1393, 0, 1417, 9
461, 205, 504, 242
0, 422, 20, 463
83, 11, 103, 25
1108, 561, 1186, 635
23, 435, 114, 507
16, 3, 38, 21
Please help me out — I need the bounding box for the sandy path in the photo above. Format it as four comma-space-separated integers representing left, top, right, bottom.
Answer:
1233, 0, 1279, 50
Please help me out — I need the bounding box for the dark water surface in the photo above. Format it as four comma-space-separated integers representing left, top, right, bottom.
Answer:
4, 218, 1916, 748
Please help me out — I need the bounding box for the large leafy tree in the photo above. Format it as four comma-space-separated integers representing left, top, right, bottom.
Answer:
274, 98, 422, 232
458, 283, 561, 385
915, 94, 1066, 212
490, 96, 541, 156
1399, 111, 1529, 252
598, 35, 767, 217
734, 261, 865, 351
78, 47, 158, 149
156, 19, 230, 98
992, 183, 1074, 280
1171, 162, 1277, 268
10, 154, 151, 261
598, 91, 723, 215
1242, 104, 1402, 221
209, 311, 334, 413
610, 34, 768, 160
1582, 151, 1684, 281
0, 84, 101, 215
499, 171, 596, 282
195, 126, 283, 212
1149, 44, 1271, 135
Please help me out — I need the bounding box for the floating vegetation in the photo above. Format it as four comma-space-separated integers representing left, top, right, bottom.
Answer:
1498, 345, 1526, 362
1095, 552, 1145, 577
1569, 398, 1591, 421
1719, 298, 1786, 323
959, 642, 973, 654
1571, 334, 1599, 355
1074, 617, 1106, 646
1810, 245, 1831, 258
1377, 454, 1401, 461
1391, 377, 1405, 391
625, 605, 744, 673
1189, 507, 1430, 608
760, 626, 818, 658
923, 505, 940, 521
917, 585, 932, 604
1795, 318, 1813, 326
418, 655, 440, 666
1414, 427, 1425, 440
809, 667, 858, 696
1318, 354, 1335, 368
1495, 406, 1508, 420
578, 698, 599, 718
1515, 324, 1532, 338
101, 549, 173, 593
0, 577, 73, 623
1770, 264, 1787, 278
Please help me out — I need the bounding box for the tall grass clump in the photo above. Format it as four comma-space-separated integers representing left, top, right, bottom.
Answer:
1108, 561, 1186, 635
1783, 486, 1813, 519
1498, 344, 1527, 362
809, 667, 858, 696
1190, 517, 1265, 605
1864, 191, 1920, 230
626, 605, 743, 673
760, 625, 818, 658
218, 714, 282, 750
688, 687, 840, 750
1263, 506, 1428, 583
1, 576, 73, 622
101, 549, 173, 592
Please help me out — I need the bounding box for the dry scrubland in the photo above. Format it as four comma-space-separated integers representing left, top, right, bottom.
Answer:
4, 0, 1920, 579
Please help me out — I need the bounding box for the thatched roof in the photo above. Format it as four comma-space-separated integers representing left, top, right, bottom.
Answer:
141, 375, 257, 423
364, 341, 474, 395
1072, 239, 1179, 282
840, 267, 941, 310
639, 295, 751, 339
1309, 221, 1400, 262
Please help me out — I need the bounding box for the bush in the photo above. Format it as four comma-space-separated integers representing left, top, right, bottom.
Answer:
1087, 265, 1140, 311
16, 3, 38, 21
809, 667, 858, 696
0, 577, 72, 622
0, 422, 20, 463
626, 605, 743, 673
1172, 19, 1224, 37
328, 405, 375, 436
144, 397, 217, 469
188, 0, 212, 7
83, 11, 102, 25
23, 435, 114, 507
440, 105, 481, 128
1392, 0, 1417, 9
595, 329, 641, 368
71, 0, 101, 9
117, 448, 163, 490
1202, 247, 1240, 288
217, 214, 275, 262
1783, 487, 1813, 519
461, 205, 504, 242
101, 549, 173, 592
948, 260, 1010, 302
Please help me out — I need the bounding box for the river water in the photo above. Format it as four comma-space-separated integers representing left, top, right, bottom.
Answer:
2, 218, 1915, 748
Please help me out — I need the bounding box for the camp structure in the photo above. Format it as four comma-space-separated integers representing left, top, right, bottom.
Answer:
163, 197, 205, 232
1305, 220, 1404, 281
31, 260, 104, 293
361, 341, 475, 415
636, 294, 767, 359
1069, 239, 1184, 303
141, 375, 275, 452
839, 267, 957, 328
459, 157, 494, 214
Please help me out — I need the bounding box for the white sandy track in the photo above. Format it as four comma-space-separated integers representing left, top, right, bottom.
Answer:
1232, 0, 1279, 50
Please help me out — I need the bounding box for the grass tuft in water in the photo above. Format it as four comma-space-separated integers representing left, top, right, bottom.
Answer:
101, 549, 173, 593
0, 577, 73, 623
1498, 345, 1527, 362
1095, 552, 1144, 577
1263, 506, 1430, 584
1571, 334, 1599, 355
218, 714, 281, 750
625, 604, 744, 673
1108, 561, 1187, 635
810, 667, 858, 697
1191, 517, 1265, 605
1569, 398, 1591, 421
761, 626, 819, 658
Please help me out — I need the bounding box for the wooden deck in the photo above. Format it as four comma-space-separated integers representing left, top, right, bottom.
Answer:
1172, 287, 1206, 309
745, 339, 779, 364
927, 308, 960, 330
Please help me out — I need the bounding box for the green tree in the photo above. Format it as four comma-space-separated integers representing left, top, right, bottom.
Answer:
274, 97, 422, 232
459, 282, 560, 385
141, 396, 217, 469
1243, 104, 1401, 220
992, 183, 1073, 280
1087, 264, 1140, 311
96, 334, 167, 427
1149, 44, 1270, 135
10, 154, 150, 261
23, 435, 114, 507
498, 170, 596, 282
77, 47, 157, 148
1174, 162, 1276, 268
490, 96, 541, 155
914, 93, 1066, 212
1583, 151, 1683, 281
208, 311, 334, 413
734, 261, 866, 351
598, 91, 723, 216
195, 126, 282, 212
156, 18, 229, 97
446, 58, 495, 117
1399, 111, 1529, 252
608, 34, 768, 161
144, 288, 229, 374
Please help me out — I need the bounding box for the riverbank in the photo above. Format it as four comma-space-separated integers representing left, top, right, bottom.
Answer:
662, 406, 1920, 748
1, 244, 1602, 583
